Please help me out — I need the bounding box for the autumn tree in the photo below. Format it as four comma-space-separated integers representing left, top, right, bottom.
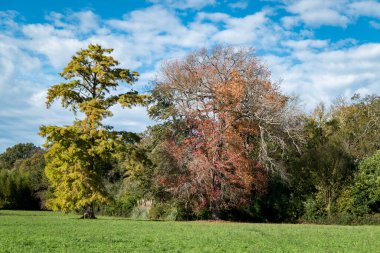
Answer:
40, 44, 147, 218
149, 46, 303, 219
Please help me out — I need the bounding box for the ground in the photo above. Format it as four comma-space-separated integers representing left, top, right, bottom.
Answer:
0, 210, 379, 252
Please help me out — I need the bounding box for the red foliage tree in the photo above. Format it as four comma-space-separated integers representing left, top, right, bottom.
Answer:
150, 46, 302, 219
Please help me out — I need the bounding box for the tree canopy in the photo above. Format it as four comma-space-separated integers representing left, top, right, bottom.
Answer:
40, 44, 147, 218
1, 44, 379, 224
147, 46, 303, 218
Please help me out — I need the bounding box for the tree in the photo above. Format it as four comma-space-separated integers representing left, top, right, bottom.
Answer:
346, 150, 380, 215
332, 95, 380, 159
13, 150, 48, 208
148, 46, 303, 219
0, 143, 41, 170
302, 104, 356, 217
39, 44, 147, 218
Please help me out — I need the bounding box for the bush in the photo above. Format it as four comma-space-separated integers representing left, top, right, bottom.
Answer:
149, 202, 177, 221
300, 213, 380, 225
130, 206, 150, 220
302, 198, 321, 222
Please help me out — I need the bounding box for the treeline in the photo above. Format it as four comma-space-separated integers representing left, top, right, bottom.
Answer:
0, 45, 379, 224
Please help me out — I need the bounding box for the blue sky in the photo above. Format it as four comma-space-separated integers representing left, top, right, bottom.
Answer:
1, 0, 380, 152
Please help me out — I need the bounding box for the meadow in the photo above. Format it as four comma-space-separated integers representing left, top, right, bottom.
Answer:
0, 210, 379, 252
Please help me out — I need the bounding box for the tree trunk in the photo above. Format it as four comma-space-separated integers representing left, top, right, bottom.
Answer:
211, 200, 221, 220
211, 208, 221, 220
81, 204, 96, 219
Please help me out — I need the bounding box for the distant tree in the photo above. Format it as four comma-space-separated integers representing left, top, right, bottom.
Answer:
332, 95, 380, 159
0, 143, 46, 210
0, 169, 38, 209
13, 150, 48, 207
40, 44, 147, 218
0, 143, 41, 170
302, 104, 356, 217
296, 96, 380, 220
149, 46, 303, 219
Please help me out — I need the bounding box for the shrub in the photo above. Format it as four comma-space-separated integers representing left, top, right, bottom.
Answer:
149, 202, 177, 221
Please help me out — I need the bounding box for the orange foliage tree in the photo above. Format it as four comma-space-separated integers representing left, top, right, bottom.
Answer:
149, 46, 303, 219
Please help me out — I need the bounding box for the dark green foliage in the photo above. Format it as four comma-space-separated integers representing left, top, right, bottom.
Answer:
0, 144, 47, 210
0, 169, 39, 210
255, 178, 304, 223
298, 96, 380, 223
0, 143, 41, 170
344, 150, 380, 215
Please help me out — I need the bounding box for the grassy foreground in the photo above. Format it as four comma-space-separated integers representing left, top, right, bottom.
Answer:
0, 210, 379, 253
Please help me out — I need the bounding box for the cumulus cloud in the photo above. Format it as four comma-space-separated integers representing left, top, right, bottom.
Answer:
146, 0, 216, 9
281, 0, 350, 27
348, 0, 380, 18
280, 0, 380, 28
268, 42, 380, 109
46, 11, 102, 34
200, 9, 287, 52
228, 1, 249, 9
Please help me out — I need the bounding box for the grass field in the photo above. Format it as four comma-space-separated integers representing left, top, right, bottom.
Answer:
0, 210, 379, 253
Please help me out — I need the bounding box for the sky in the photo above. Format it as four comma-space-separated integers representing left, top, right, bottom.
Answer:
1, 0, 380, 152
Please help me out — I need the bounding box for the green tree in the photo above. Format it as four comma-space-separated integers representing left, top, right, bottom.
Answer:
301, 104, 356, 217
0, 143, 41, 170
0, 143, 47, 210
348, 150, 380, 215
39, 44, 147, 218
13, 150, 48, 208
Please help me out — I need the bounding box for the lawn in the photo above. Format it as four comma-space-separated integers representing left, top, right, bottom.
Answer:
0, 210, 379, 253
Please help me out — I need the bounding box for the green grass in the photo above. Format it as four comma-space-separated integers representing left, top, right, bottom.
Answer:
0, 210, 379, 253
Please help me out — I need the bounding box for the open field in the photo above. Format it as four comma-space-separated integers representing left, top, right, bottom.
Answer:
0, 210, 379, 253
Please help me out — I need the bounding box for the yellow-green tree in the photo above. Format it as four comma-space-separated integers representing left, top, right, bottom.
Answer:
40, 44, 147, 218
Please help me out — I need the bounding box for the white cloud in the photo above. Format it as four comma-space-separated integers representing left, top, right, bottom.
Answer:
147, 0, 216, 9
0, 38, 42, 93
46, 11, 101, 34
0, 11, 20, 32
209, 10, 286, 51
282, 39, 329, 51
272, 43, 380, 109
196, 12, 230, 22
348, 0, 380, 18
108, 6, 184, 35
228, 1, 249, 9
281, 0, 380, 28
281, 0, 350, 27
21, 23, 84, 69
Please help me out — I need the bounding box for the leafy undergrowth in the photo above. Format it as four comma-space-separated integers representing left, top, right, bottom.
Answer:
0, 210, 379, 253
